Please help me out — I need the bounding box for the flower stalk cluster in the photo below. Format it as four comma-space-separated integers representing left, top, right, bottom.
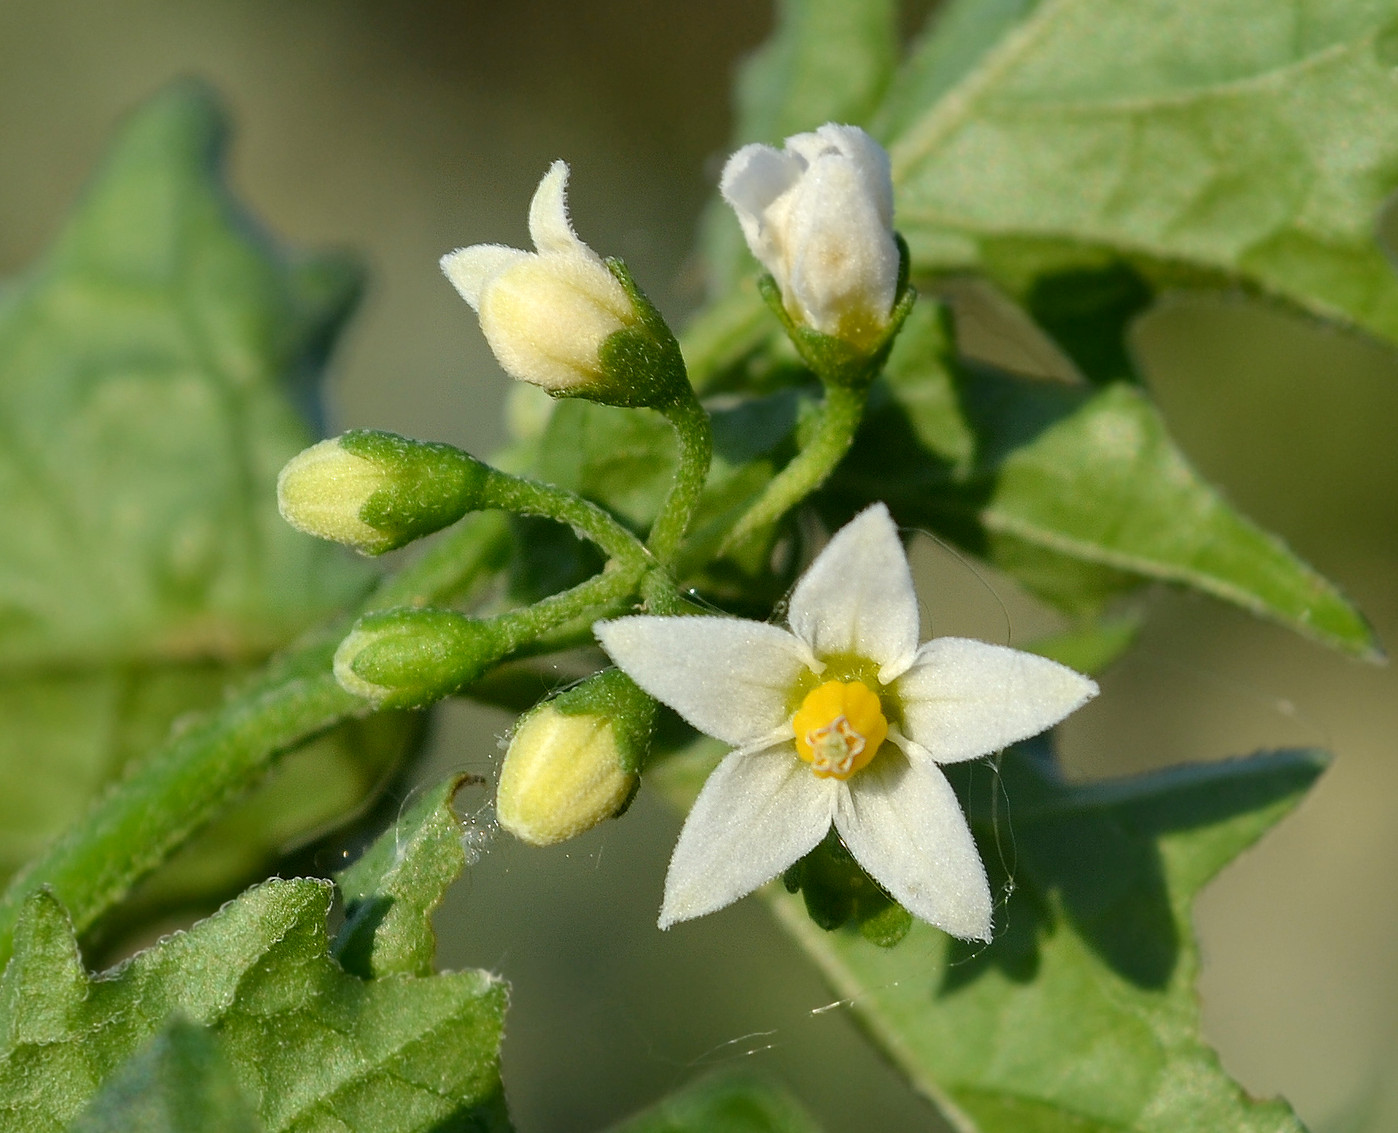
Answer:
272, 127, 1093, 944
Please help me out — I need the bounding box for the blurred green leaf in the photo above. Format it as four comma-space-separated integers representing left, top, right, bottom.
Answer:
0, 880, 509, 1133
0, 84, 415, 903
833, 303, 1378, 656
66, 1019, 263, 1133
872, 0, 1042, 141
333, 773, 476, 979
770, 746, 1325, 1132
887, 0, 1398, 346
609, 1072, 824, 1133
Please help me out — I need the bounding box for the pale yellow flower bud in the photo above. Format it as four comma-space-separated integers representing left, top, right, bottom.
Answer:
441, 162, 636, 393
496, 706, 636, 847
277, 438, 386, 552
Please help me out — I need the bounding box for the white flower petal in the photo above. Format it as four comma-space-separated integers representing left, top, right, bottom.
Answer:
835, 752, 991, 941
439, 245, 528, 310
720, 143, 802, 272
894, 637, 1099, 763
785, 151, 899, 331
528, 160, 590, 258
787, 503, 919, 674
596, 616, 811, 747
660, 745, 837, 928
812, 123, 894, 224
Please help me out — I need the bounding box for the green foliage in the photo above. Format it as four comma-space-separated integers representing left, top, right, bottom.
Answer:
0, 882, 508, 1133
888, 0, 1398, 346
66, 1019, 263, 1133
333, 774, 478, 979
609, 1072, 825, 1133
767, 746, 1325, 1132
0, 775, 508, 1132
834, 302, 1376, 654
0, 81, 415, 916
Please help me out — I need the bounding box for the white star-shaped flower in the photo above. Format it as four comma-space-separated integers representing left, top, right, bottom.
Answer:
595, 504, 1098, 940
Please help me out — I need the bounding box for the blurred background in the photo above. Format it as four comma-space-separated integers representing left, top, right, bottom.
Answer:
1, 2, 1395, 1130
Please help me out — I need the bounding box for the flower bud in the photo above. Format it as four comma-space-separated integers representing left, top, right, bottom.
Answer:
441, 161, 687, 408
496, 670, 656, 846
334, 607, 501, 709
278, 430, 490, 555
721, 124, 901, 352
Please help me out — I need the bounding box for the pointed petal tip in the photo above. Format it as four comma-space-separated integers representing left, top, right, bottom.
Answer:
529, 159, 586, 256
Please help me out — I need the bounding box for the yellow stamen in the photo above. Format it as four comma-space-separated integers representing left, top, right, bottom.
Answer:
792, 680, 887, 780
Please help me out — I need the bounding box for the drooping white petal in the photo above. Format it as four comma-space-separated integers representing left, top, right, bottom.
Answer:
596, 616, 812, 747
439, 245, 529, 310
528, 160, 590, 258
835, 751, 992, 941
660, 744, 837, 928
894, 637, 1099, 764
719, 143, 802, 273
787, 504, 919, 676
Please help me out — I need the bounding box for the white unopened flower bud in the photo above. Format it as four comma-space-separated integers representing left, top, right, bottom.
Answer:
721, 124, 900, 350
442, 162, 686, 407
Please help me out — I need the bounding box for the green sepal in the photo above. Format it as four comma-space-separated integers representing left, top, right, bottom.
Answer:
757, 235, 916, 392
782, 830, 912, 948
340, 429, 491, 553
587, 258, 693, 409
333, 607, 504, 710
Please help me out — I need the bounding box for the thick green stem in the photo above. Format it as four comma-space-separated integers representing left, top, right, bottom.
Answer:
646, 393, 713, 566
721, 381, 867, 552
0, 498, 644, 964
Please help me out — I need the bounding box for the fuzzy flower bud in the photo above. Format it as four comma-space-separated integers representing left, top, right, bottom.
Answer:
496, 671, 656, 846
334, 608, 500, 709
441, 162, 687, 408
721, 124, 901, 351
278, 430, 490, 555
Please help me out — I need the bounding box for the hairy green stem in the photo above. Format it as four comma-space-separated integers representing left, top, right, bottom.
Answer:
481, 467, 650, 570
721, 381, 867, 552
645, 393, 713, 566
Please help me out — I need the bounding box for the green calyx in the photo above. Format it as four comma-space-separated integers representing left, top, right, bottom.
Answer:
549, 668, 658, 777
759, 235, 917, 392
340, 430, 492, 553
591, 259, 694, 410
333, 607, 503, 709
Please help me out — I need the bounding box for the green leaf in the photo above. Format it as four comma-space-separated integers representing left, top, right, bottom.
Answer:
609, 1071, 825, 1133
701, 0, 900, 296
0, 881, 509, 1133
66, 1019, 263, 1133
333, 774, 476, 979
872, 0, 1043, 141
0, 84, 414, 907
833, 303, 1378, 656
887, 0, 1398, 346
768, 747, 1326, 1132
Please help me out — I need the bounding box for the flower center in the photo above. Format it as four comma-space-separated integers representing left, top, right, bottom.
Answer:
792, 680, 888, 780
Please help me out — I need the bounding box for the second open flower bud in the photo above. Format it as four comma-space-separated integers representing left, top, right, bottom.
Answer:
278, 430, 490, 555
496, 670, 656, 846
441, 161, 687, 409
722, 124, 902, 355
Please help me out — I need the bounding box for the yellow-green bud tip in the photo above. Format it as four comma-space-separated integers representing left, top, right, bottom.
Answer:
497, 706, 636, 846
277, 439, 390, 553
